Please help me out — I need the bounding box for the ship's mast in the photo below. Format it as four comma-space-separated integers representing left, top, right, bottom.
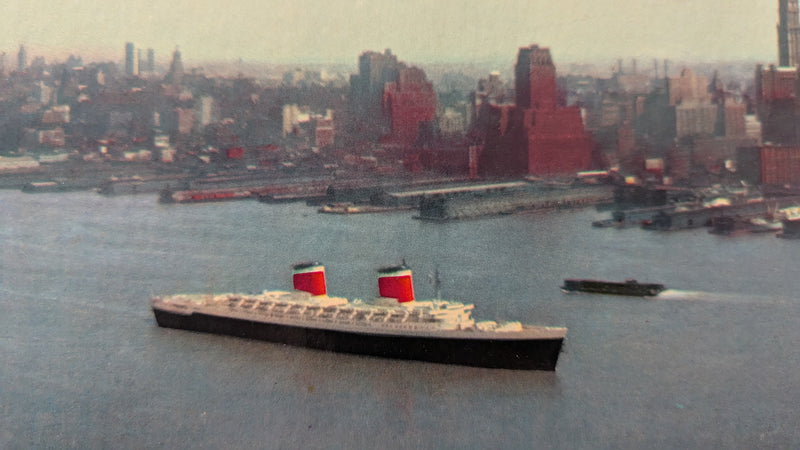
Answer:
429, 268, 441, 299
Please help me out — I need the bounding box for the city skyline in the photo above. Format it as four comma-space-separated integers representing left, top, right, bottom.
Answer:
0, 1, 780, 67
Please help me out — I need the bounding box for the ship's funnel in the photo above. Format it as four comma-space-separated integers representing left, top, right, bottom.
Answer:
377, 264, 415, 303
292, 262, 327, 296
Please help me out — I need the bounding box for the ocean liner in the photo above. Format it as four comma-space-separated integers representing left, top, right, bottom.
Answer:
151, 263, 566, 370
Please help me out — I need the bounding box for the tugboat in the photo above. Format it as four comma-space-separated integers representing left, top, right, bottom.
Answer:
777, 207, 800, 239
561, 278, 665, 297
151, 262, 567, 370
708, 216, 748, 235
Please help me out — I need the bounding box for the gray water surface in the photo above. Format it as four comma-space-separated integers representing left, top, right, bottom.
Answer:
1, 191, 798, 448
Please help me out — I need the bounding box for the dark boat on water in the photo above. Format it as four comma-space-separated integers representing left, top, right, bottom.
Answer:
561, 279, 665, 297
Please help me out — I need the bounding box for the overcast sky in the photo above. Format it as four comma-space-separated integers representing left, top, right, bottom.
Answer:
0, 0, 779, 66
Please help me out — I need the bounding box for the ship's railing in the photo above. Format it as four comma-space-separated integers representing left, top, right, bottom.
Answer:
199, 292, 476, 330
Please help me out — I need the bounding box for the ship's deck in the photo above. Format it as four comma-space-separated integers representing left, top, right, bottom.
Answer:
151, 293, 567, 340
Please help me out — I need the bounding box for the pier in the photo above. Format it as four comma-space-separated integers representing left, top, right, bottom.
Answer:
415, 184, 614, 221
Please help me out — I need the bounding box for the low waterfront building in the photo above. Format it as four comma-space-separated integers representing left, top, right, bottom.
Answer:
0, 156, 41, 172
38, 153, 70, 163
123, 149, 153, 162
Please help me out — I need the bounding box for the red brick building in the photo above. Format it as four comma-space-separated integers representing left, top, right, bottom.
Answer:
755, 65, 800, 145
519, 45, 592, 176
473, 45, 593, 177
526, 107, 593, 174
382, 67, 437, 146
759, 66, 798, 101
312, 112, 335, 148
760, 145, 800, 184
472, 46, 593, 177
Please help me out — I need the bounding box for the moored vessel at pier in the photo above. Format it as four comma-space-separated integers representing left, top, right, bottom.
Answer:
159, 187, 254, 203
777, 206, 800, 239
151, 262, 566, 370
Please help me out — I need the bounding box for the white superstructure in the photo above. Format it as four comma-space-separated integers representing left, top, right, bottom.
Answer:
151, 262, 565, 339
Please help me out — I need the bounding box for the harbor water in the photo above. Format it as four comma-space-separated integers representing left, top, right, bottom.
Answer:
1, 190, 799, 448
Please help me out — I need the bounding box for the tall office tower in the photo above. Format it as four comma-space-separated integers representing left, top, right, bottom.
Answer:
147, 48, 155, 72
164, 47, 184, 85
528, 47, 557, 111
515, 45, 558, 111
125, 42, 137, 76
778, 0, 800, 66
17, 45, 27, 71
348, 49, 400, 138
514, 46, 536, 108
522, 46, 591, 175
355, 50, 399, 117
481, 44, 589, 176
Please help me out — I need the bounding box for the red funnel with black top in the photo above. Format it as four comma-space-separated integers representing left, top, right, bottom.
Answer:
377, 264, 415, 303
292, 262, 327, 296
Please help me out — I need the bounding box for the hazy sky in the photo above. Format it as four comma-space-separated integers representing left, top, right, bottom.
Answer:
0, 0, 779, 67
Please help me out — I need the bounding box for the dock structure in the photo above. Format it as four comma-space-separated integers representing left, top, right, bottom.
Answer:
97, 174, 192, 195
160, 179, 332, 204
389, 181, 527, 208
642, 198, 800, 231
254, 181, 330, 203
643, 203, 767, 230
413, 183, 613, 221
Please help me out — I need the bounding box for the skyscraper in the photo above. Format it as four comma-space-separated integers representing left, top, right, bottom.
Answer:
527, 46, 557, 111
778, 0, 800, 66
164, 47, 184, 85
147, 48, 155, 73
17, 45, 27, 72
477, 44, 592, 176
125, 42, 137, 76
514, 46, 535, 108
520, 46, 591, 175
348, 49, 400, 139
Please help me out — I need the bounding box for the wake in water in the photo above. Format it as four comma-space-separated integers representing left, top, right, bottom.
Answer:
0, 284, 151, 317
657, 289, 790, 305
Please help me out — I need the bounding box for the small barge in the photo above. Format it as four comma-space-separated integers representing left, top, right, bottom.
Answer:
561, 279, 665, 297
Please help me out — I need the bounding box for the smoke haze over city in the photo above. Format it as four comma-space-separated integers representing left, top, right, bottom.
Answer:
1, 1, 778, 65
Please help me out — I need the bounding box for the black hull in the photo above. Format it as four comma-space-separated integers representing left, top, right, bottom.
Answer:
153, 308, 564, 371
561, 279, 664, 297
